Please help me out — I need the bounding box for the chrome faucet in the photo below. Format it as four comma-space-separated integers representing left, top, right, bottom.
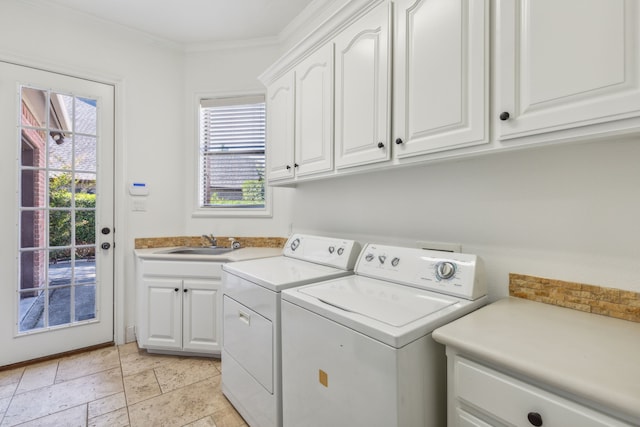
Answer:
202, 234, 217, 247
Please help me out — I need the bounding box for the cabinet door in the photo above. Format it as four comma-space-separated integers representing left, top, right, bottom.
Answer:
144, 277, 182, 350
182, 279, 220, 353
295, 44, 334, 177
266, 72, 295, 182
497, 0, 640, 140
334, 1, 391, 169
394, 0, 488, 158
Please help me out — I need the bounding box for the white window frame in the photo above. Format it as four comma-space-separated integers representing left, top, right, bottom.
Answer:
192, 91, 272, 218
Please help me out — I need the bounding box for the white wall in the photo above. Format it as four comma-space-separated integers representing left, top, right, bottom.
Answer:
183, 44, 295, 238
0, 0, 187, 342
290, 137, 640, 299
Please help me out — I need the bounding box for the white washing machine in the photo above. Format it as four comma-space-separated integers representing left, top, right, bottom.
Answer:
221, 234, 361, 427
281, 243, 488, 427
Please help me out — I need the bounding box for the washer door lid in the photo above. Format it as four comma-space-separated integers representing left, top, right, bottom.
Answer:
299, 278, 457, 327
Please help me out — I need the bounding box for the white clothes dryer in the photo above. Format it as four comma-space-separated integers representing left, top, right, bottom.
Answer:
221, 234, 361, 427
281, 243, 488, 427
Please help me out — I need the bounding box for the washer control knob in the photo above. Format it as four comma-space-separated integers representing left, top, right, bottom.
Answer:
328, 246, 335, 254
391, 257, 400, 267
365, 253, 374, 262
290, 238, 300, 251
337, 247, 344, 256
435, 261, 456, 280
378, 255, 386, 264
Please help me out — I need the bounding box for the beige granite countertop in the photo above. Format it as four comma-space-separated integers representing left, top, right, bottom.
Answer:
134, 246, 283, 262
432, 297, 640, 423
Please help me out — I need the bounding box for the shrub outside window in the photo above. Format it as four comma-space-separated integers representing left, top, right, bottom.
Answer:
199, 95, 267, 212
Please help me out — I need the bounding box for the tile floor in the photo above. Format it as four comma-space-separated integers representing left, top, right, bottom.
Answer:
0, 343, 247, 427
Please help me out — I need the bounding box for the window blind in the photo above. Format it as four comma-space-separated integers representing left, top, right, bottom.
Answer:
199, 96, 266, 208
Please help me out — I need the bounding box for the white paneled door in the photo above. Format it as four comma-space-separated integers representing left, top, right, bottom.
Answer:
0, 61, 114, 366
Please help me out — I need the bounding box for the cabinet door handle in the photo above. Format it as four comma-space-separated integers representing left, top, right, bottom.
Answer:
238, 310, 250, 325
377, 142, 385, 148
395, 138, 403, 145
174, 288, 179, 292
527, 412, 543, 426
183, 289, 188, 293
294, 163, 299, 168
499, 111, 510, 121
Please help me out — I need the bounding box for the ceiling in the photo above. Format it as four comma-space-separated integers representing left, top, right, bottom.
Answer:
39, 0, 318, 45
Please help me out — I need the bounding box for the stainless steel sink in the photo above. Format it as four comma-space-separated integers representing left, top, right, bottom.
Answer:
161, 247, 233, 255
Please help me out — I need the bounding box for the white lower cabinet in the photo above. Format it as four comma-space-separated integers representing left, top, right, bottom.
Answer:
136, 260, 222, 355
449, 354, 633, 427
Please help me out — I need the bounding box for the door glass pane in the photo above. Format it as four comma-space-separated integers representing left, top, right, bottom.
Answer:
75, 285, 96, 322
19, 289, 44, 332
20, 210, 44, 249
18, 85, 100, 333
75, 258, 96, 284
76, 210, 95, 246
21, 169, 46, 207
49, 210, 72, 247
49, 172, 72, 207
20, 87, 47, 128
50, 93, 73, 132
48, 287, 71, 327
75, 135, 96, 172
20, 250, 46, 290
75, 97, 97, 135
49, 255, 70, 287
79, 173, 96, 193
48, 134, 72, 171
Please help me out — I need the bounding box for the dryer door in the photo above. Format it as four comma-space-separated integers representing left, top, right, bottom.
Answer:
223, 295, 273, 392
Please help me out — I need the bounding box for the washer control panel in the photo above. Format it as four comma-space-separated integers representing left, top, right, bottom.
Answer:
284, 234, 361, 270
355, 244, 486, 300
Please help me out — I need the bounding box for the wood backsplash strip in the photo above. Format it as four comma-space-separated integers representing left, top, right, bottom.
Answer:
134, 236, 287, 250
509, 273, 640, 323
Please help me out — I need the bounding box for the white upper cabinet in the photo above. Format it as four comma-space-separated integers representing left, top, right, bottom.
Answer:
265, 45, 334, 183
266, 72, 295, 182
393, 0, 489, 159
334, 1, 391, 169
262, 0, 640, 185
496, 0, 640, 141
295, 44, 335, 177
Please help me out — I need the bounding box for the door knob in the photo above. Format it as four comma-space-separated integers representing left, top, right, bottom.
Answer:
499, 111, 510, 121
101, 227, 111, 235
101, 242, 111, 250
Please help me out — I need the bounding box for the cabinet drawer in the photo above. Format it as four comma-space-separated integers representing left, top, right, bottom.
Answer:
455, 357, 630, 427
455, 408, 495, 427
223, 296, 273, 393
142, 260, 222, 278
